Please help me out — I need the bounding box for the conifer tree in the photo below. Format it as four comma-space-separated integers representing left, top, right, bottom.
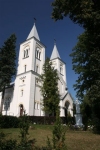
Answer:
0, 34, 16, 114
40, 57, 60, 116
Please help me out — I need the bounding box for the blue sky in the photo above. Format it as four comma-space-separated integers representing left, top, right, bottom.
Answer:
0, 0, 84, 100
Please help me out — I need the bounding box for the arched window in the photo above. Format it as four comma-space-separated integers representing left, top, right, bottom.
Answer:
36, 47, 41, 60
23, 46, 29, 58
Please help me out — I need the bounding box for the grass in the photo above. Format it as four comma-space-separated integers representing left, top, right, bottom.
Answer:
1, 125, 100, 150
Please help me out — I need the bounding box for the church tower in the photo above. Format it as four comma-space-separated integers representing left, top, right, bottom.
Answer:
12, 23, 45, 116
50, 43, 67, 95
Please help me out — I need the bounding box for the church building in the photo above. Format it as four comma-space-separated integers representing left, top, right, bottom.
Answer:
0, 23, 73, 117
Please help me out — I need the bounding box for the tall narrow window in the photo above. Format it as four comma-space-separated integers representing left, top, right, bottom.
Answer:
26, 49, 28, 57
36, 47, 41, 60
24, 50, 26, 58
23, 46, 29, 58
36, 50, 38, 58
36, 65, 38, 73
60, 64, 63, 75
39, 52, 41, 60
25, 65, 26, 72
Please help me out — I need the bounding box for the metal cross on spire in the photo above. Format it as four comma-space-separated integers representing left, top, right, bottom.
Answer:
34, 18, 36, 24
54, 39, 56, 45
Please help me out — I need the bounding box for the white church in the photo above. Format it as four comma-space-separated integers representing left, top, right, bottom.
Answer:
0, 23, 73, 117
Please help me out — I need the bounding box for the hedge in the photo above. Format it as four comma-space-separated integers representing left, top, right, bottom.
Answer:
0, 115, 19, 128
0, 115, 75, 128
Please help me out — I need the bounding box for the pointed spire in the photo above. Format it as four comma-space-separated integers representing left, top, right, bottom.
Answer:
50, 41, 60, 60
27, 20, 40, 41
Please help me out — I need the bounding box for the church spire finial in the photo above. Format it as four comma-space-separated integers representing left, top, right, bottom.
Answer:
54, 39, 56, 45
34, 18, 36, 24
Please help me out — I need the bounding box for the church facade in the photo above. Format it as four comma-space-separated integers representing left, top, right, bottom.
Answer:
0, 23, 73, 117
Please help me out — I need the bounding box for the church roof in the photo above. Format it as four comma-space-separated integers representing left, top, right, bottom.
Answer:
50, 44, 60, 60
27, 23, 40, 41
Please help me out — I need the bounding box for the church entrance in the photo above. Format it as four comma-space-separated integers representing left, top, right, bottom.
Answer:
19, 104, 23, 116
65, 101, 70, 117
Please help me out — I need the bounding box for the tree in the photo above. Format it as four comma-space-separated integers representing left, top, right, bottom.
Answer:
46, 110, 67, 150
70, 31, 100, 133
0, 34, 16, 114
80, 94, 92, 130
52, 0, 100, 133
52, 0, 100, 30
52, 1, 100, 97
40, 57, 60, 116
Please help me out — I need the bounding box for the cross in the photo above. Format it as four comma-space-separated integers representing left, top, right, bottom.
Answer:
54, 39, 56, 44
34, 18, 36, 24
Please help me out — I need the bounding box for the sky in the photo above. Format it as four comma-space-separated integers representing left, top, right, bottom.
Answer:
0, 0, 84, 100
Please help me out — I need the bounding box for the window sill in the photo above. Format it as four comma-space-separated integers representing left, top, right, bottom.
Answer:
23, 56, 29, 59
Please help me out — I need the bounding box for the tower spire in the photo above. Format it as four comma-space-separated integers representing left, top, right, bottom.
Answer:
50, 41, 60, 60
27, 19, 40, 41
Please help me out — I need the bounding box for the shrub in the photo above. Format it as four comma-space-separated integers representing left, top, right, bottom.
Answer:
46, 111, 67, 150
0, 115, 19, 128
0, 132, 17, 150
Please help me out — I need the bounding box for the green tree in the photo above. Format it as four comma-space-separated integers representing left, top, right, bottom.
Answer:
0, 34, 16, 114
80, 94, 92, 130
40, 57, 60, 116
46, 110, 67, 150
52, 0, 100, 30
52, 0, 100, 133
70, 31, 100, 133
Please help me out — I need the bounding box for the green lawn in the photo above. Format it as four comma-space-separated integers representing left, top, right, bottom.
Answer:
1, 125, 100, 150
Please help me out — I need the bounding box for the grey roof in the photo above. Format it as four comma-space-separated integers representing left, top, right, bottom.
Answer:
27, 23, 40, 41
50, 44, 60, 60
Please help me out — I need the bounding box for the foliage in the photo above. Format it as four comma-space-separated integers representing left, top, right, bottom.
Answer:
70, 31, 100, 133
52, 0, 100, 30
40, 57, 60, 115
0, 34, 16, 91
0, 34, 16, 113
67, 112, 75, 125
18, 111, 36, 150
0, 132, 17, 150
46, 110, 67, 150
80, 94, 92, 130
0, 115, 19, 128
19, 111, 30, 142
52, 0, 100, 133
70, 31, 100, 99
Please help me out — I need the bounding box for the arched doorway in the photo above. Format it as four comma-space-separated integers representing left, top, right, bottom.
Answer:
19, 104, 23, 116
65, 101, 70, 117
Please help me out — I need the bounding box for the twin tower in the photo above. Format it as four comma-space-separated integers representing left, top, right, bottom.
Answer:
1, 23, 73, 117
